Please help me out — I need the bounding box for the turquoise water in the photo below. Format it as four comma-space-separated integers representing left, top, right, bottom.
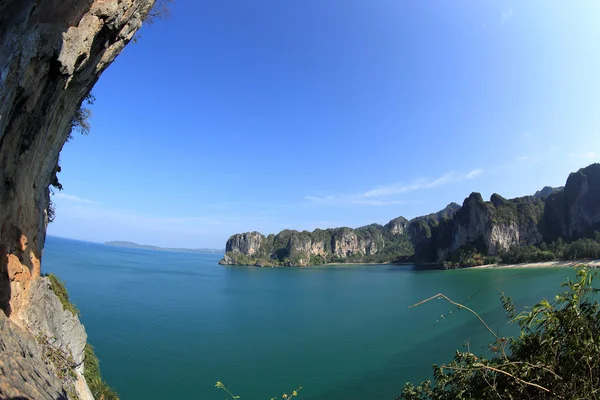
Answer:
42, 236, 577, 400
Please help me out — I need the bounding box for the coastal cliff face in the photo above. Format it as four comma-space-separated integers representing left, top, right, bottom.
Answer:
1, 277, 93, 400
220, 224, 399, 266
432, 193, 544, 261
225, 232, 264, 258
221, 164, 600, 267
0, 0, 155, 397
544, 164, 600, 241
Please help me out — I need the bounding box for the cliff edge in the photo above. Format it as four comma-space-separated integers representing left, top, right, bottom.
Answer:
0, 0, 156, 397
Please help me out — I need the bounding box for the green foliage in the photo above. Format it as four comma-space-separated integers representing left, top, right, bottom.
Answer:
400, 267, 600, 400
488, 195, 545, 226
308, 255, 325, 265
499, 233, 600, 264
225, 252, 279, 267
48, 197, 56, 223
84, 343, 120, 400
47, 273, 79, 316
36, 332, 77, 381
69, 93, 95, 140
215, 381, 302, 399
144, 0, 173, 24
48, 273, 118, 399
226, 224, 416, 266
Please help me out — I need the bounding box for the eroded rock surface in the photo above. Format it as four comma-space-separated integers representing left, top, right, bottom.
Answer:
0, 311, 67, 399
15, 277, 88, 374
0, 0, 156, 397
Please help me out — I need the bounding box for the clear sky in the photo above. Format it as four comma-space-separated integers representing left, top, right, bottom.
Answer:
48, 1, 600, 249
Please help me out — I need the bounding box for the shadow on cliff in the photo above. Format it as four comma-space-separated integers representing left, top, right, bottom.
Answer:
0, 247, 12, 317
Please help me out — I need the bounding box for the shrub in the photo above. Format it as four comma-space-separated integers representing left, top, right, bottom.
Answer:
400, 266, 600, 399
85, 343, 120, 400
47, 273, 79, 316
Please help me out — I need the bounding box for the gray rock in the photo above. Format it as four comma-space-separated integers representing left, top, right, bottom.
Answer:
16, 277, 87, 374
0, 311, 67, 399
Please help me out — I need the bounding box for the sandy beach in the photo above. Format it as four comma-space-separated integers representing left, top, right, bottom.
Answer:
474, 260, 600, 269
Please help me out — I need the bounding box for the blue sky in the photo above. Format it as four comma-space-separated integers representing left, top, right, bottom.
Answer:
49, 1, 600, 248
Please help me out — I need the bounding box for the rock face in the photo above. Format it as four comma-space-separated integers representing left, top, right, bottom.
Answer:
15, 278, 88, 375
384, 216, 408, 235
407, 203, 461, 261
221, 218, 419, 266
432, 193, 545, 261
0, 0, 155, 311
0, 276, 94, 400
0, 311, 67, 399
534, 186, 564, 200
225, 232, 264, 256
0, 0, 155, 397
220, 164, 600, 267
544, 164, 600, 241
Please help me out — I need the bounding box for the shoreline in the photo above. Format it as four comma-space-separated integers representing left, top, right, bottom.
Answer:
222, 259, 600, 269
473, 260, 600, 269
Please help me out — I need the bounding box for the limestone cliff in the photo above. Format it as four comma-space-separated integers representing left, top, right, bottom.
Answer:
0, 277, 93, 399
225, 232, 264, 259
543, 164, 600, 241
0, 0, 156, 397
432, 193, 545, 262
220, 219, 419, 267
221, 164, 600, 267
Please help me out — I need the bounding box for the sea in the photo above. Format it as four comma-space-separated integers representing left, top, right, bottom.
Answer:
42, 236, 579, 400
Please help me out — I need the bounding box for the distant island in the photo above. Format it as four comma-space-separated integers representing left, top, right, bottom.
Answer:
105, 241, 224, 254
221, 163, 600, 268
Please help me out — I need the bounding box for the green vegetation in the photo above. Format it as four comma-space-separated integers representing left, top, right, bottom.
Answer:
499, 232, 600, 264
36, 332, 77, 381
36, 332, 79, 399
215, 381, 302, 399
69, 92, 95, 139
400, 267, 600, 399
488, 194, 545, 226
442, 247, 499, 269
47, 273, 119, 399
84, 343, 120, 400
224, 224, 417, 267
47, 273, 79, 316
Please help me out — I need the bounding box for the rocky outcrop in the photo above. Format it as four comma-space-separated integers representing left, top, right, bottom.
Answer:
534, 186, 564, 200
221, 219, 413, 266
0, 0, 156, 311
385, 216, 408, 235
0, 311, 67, 399
0, 0, 156, 397
223, 232, 265, 264
431, 193, 545, 261
544, 164, 600, 241
0, 276, 93, 400
15, 278, 87, 375
407, 203, 461, 261
220, 164, 600, 267
332, 227, 381, 258
225, 232, 264, 255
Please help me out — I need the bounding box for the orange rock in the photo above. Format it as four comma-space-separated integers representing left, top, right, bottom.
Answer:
6, 255, 31, 283
29, 252, 40, 279
18, 234, 27, 251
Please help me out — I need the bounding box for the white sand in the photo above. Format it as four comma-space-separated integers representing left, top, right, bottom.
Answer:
474, 260, 600, 269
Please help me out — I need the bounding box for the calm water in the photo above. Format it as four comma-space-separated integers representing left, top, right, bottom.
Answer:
42, 236, 578, 400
